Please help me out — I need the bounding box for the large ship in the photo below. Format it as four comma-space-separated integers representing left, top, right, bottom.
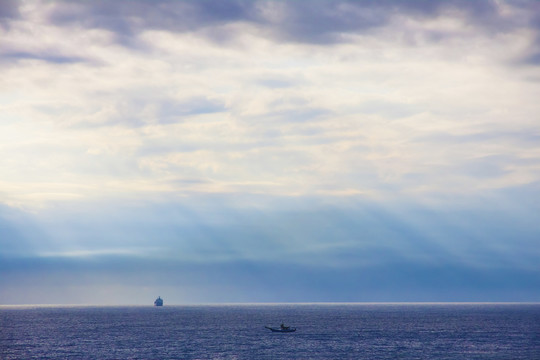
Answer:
154, 296, 163, 306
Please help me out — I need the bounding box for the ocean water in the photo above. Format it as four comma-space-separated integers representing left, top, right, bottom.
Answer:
1, 303, 539, 359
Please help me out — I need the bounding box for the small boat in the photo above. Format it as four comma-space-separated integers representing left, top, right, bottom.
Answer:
154, 296, 163, 306
265, 323, 296, 333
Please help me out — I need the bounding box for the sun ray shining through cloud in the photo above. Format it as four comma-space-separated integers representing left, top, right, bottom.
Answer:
1, 0, 539, 304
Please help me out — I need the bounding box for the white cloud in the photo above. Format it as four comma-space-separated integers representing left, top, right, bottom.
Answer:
1, 0, 539, 211
2, 0, 540, 304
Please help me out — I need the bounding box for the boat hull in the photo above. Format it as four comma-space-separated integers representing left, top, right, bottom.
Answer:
265, 326, 296, 333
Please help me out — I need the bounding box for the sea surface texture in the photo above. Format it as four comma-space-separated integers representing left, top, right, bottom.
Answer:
1, 304, 539, 359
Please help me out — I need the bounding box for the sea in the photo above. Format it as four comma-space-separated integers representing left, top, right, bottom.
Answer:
1, 303, 539, 359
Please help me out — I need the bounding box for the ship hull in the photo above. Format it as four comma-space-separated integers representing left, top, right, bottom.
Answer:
265, 326, 296, 332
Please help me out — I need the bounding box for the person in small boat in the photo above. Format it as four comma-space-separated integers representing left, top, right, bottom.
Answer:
280, 323, 290, 330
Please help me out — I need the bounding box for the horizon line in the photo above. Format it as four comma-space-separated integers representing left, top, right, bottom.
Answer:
2, 301, 540, 308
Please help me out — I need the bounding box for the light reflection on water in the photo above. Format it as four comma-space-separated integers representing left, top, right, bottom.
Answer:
1, 303, 539, 359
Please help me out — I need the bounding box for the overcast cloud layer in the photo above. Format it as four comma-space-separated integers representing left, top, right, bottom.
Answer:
1, 0, 540, 304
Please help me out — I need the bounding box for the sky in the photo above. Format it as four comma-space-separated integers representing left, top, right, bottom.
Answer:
1, 0, 540, 305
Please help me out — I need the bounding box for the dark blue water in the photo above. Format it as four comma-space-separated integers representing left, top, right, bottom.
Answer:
1, 304, 539, 359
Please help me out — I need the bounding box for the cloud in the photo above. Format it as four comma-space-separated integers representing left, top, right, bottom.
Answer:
2, 193, 538, 268
37, 0, 540, 47
0, 204, 50, 257
0, 0, 19, 26
45, 0, 258, 44
1, 183, 539, 303
0, 51, 88, 64
1, 1, 540, 303
2, 254, 539, 303
356, 100, 420, 119
100, 96, 227, 127
522, 51, 540, 65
